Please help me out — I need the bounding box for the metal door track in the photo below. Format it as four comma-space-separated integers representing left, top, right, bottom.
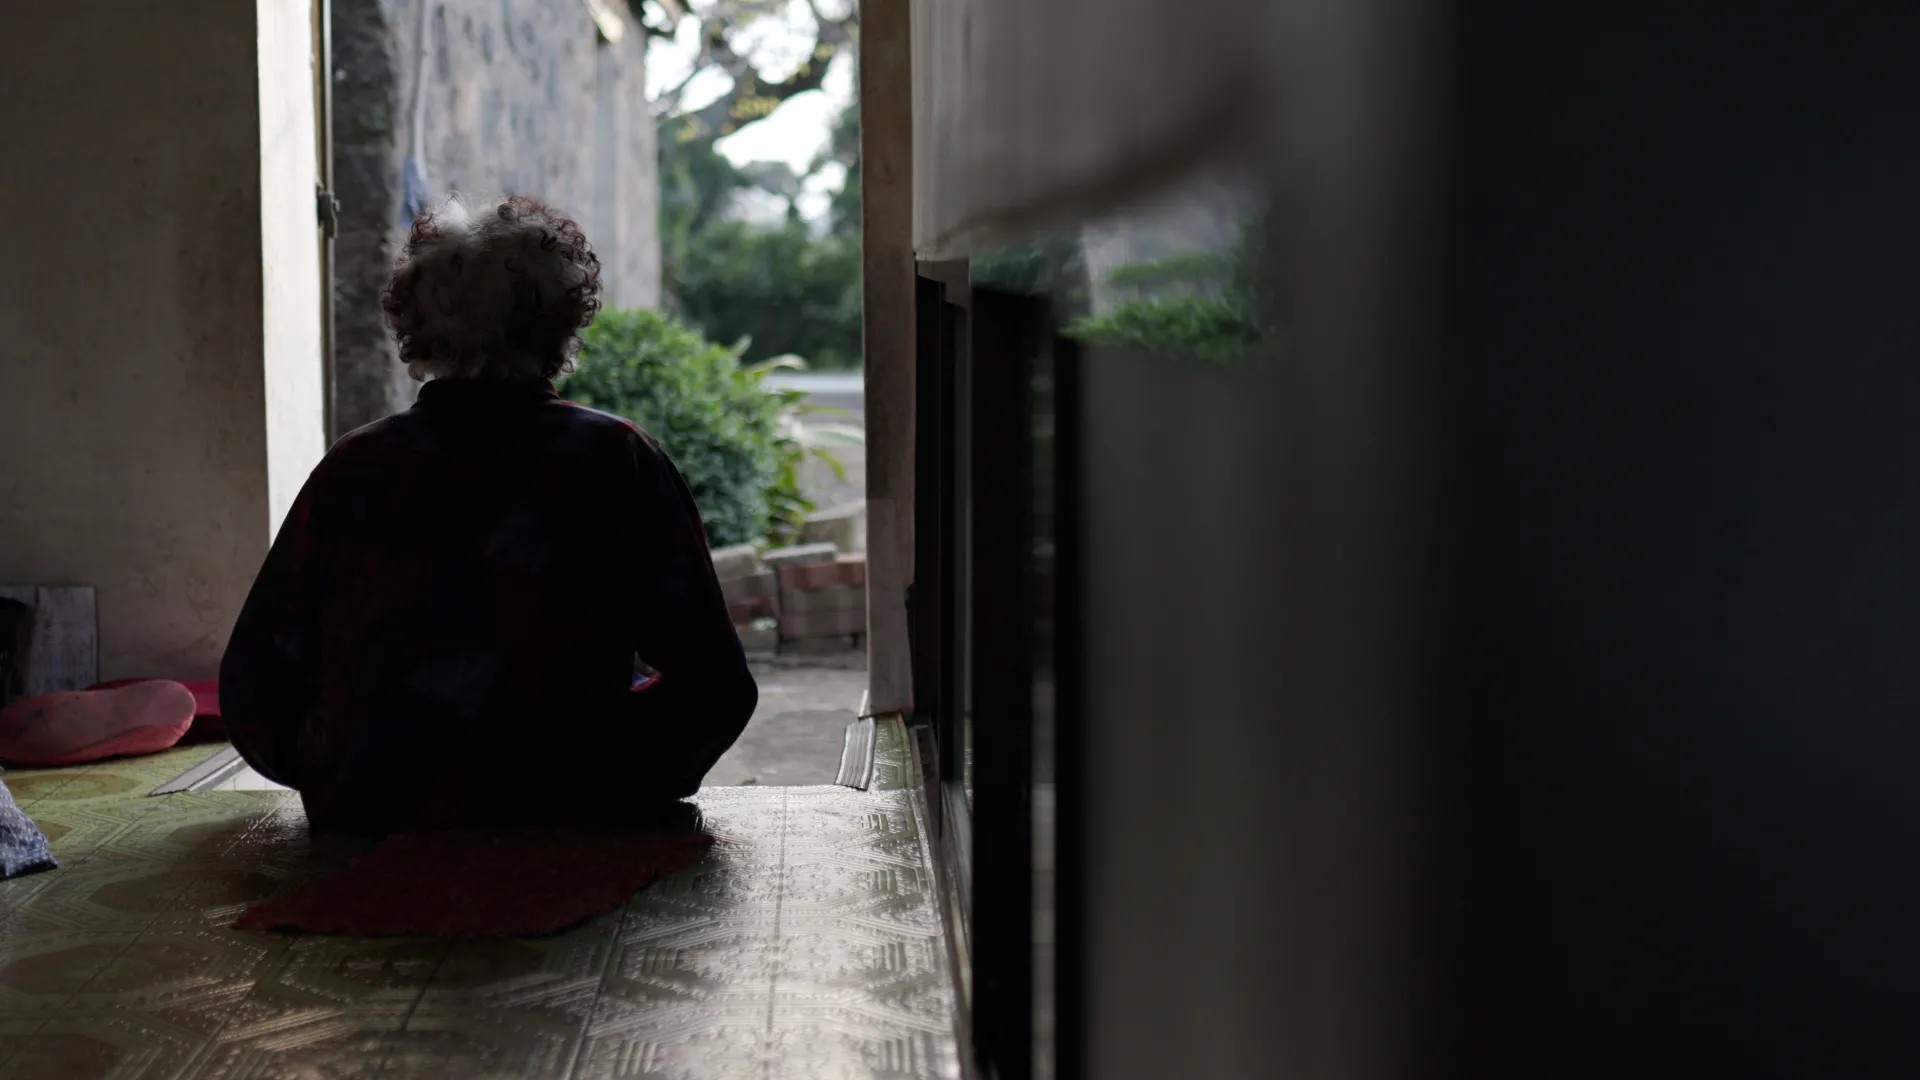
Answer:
149, 745, 249, 795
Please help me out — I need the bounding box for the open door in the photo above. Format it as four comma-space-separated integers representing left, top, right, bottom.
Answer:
312, 0, 338, 442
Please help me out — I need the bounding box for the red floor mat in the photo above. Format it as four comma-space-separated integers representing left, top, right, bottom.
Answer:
233, 826, 714, 937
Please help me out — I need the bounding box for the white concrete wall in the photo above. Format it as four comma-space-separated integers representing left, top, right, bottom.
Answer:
259, 0, 329, 535
0, 2, 326, 680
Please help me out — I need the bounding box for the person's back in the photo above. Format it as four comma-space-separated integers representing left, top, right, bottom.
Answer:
220, 195, 755, 834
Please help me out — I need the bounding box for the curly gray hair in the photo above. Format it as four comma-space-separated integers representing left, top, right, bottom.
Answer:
380, 194, 603, 382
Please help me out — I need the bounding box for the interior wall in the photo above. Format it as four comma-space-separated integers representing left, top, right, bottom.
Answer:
0, 2, 323, 681
1078, 3, 1920, 1077
1444, 8, 1920, 1075
910, 0, 1257, 260
1080, 1, 1439, 1076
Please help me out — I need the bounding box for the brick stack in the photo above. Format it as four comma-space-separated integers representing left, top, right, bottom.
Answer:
713, 543, 780, 654
707, 500, 870, 657
797, 501, 867, 555
776, 552, 868, 652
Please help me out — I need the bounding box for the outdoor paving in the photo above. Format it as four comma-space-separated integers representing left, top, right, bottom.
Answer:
707, 658, 869, 787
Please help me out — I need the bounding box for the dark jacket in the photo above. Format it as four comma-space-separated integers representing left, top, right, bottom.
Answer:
220, 376, 756, 832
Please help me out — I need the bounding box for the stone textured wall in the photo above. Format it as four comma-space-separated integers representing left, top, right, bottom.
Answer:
331, 0, 412, 436
331, 0, 661, 434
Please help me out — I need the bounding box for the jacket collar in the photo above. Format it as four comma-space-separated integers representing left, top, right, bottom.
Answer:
412, 376, 558, 409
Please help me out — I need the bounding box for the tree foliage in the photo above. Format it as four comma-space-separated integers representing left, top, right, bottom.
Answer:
677, 219, 862, 370
641, 0, 864, 370
818, 82, 860, 236
636, 0, 855, 144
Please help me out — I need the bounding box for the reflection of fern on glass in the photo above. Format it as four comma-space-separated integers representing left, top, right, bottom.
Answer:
558, 310, 854, 548
971, 240, 1088, 305
971, 246, 1056, 296
1066, 218, 1271, 364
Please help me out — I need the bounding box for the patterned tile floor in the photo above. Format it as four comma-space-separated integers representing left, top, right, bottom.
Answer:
0, 723, 960, 1079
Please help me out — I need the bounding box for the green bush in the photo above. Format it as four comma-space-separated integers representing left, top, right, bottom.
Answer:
559, 309, 812, 548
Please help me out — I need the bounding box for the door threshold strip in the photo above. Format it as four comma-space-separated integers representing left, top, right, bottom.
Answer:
149, 744, 248, 795
836, 716, 878, 790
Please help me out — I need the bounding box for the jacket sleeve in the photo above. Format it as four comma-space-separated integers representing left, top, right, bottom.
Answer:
621, 430, 759, 789
218, 463, 330, 788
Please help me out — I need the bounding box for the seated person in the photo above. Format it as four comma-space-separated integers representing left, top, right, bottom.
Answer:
221, 195, 757, 835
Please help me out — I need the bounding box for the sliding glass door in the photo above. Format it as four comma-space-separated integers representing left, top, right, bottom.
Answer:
913, 260, 1082, 1080
913, 271, 974, 912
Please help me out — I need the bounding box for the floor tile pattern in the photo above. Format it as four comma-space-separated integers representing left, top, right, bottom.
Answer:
0, 728, 959, 1079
